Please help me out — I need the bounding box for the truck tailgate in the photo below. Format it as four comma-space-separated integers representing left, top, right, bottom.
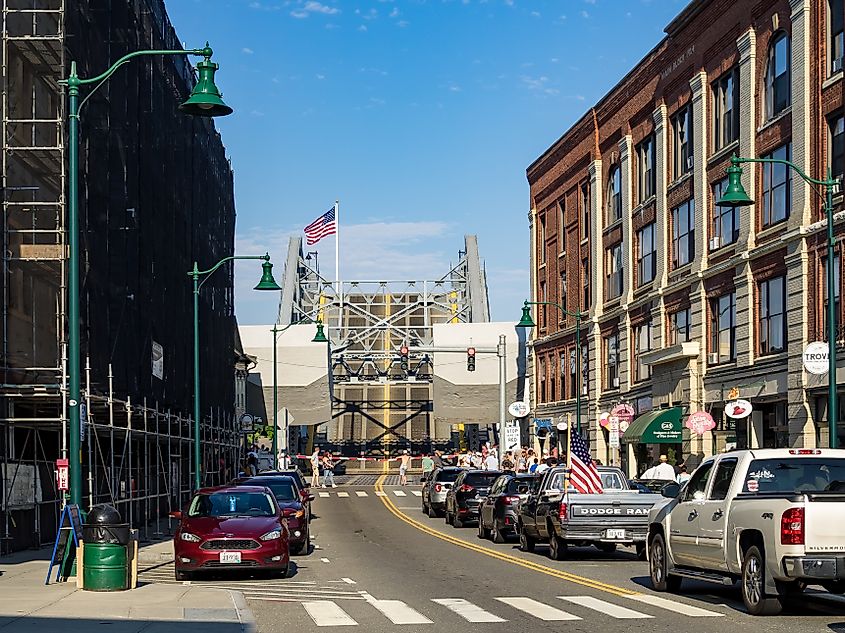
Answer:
568, 493, 659, 521
805, 496, 845, 553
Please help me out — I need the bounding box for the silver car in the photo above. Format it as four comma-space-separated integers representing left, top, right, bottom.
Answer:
421, 467, 463, 517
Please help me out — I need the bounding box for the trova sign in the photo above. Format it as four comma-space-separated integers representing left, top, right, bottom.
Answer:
803, 341, 829, 375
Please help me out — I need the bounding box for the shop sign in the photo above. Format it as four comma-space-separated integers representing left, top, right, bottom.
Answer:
685, 411, 716, 435
725, 399, 753, 420
533, 418, 553, 430
802, 341, 829, 375
611, 403, 635, 431
599, 412, 611, 428
508, 401, 530, 418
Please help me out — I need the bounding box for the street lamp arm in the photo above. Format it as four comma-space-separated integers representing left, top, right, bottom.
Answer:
272, 314, 318, 337
524, 300, 582, 321
731, 155, 838, 188
61, 47, 211, 87
190, 254, 271, 291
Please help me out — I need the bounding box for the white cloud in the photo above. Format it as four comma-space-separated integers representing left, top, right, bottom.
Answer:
316, 73, 326, 79
530, 10, 540, 17
242, 47, 254, 54
397, 19, 409, 27
389, 7, 400, 17
358, 24, 368, 31
521, 75, 559, 95
580, 9, 589, 18
290, 1, 340, 18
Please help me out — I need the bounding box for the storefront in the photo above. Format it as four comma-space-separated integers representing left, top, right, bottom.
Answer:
621, 406, 684, 478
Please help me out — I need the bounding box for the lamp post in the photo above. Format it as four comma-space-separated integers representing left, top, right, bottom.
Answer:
716, 154, 841, 449
271, 319, 329, 470
190, 255, 281, 490
516, 301, 583, 436
60, 44, 231, 507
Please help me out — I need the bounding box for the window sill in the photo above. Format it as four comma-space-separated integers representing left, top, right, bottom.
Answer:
667, 172, 693, 193
822, 70, 843, 90
708, 140, 740, 167
757, 107, 792, 135
756, 350, 788, 363
757, 219, 789, 241
669, 262, 694, 278
707, 359, 737, 370
636, 195, 657, 210
559, 250, 566, 259
604, 218, 623, 233
708, 238, 738, 254
581, 237, 589, 247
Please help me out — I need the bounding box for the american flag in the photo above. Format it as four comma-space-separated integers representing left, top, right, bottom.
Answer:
568, 432, 603, 494
304, 208, 336, 245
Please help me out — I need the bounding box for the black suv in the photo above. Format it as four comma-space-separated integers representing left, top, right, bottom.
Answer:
444, 470, 502, 528
477, 473, 540, 543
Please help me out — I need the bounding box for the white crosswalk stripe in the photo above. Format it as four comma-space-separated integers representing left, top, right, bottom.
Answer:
432, 598, 505, 622
392, 490, 407, 497
625, 594, 724, 617
318, 492, 330, 497
559, 595, 653, 619
375, 491, 387, 496
495, 597, 581, 621
411, 490, 422, 496
362, 594, 432, 625
337, 491, 350, 498
303, 600, 358, 626
355, 491, 368, 497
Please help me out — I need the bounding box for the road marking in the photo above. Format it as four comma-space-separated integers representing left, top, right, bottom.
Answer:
303, 600, 358, 626
375, 491, 387, 497
625, 594, 724, 617
361, 593, 432, 625
411, 490, 422, 497
432, 598, 505, 622
495, 597, 581, 621
318, 492, 330, 498
392, 490, 407, 497
341, 577, 357, 585
355, 491, 368, 497
320, 557, 330, 563
337, 492, 350, 498
559, 596, 653, 619
373, 474, 635, 597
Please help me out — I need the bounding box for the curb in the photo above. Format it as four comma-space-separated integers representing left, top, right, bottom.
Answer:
229, 589, 257, 633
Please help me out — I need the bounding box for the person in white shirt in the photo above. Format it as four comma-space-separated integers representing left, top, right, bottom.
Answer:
652, 454, 677, 480
310, 448, 321, 488
484, 452, 499, 471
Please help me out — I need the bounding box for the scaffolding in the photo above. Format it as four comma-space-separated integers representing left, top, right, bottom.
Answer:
1, 0, 240, 554
276, 235, 491, 456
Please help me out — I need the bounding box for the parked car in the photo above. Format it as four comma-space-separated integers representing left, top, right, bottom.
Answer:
477, 473, 540, 543
647, 448, 845, 616
232, 475, 313, 555
444, 470, 503, 528
421, 467, 464, 517
518, 466, 668, 560
171, 485, 290, 580
256, 468, 312, 518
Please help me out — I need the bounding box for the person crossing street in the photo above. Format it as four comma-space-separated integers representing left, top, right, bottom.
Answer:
399, 450, 412, 486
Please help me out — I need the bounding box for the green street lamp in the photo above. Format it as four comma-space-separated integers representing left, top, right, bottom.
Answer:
59, 44, 231, 507
271, 318, 329, 469
717, 154, 840, 449
190, 254, 280, 491
517, 300, 583, 435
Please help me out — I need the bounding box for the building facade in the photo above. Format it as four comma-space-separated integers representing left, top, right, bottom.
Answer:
526, 0, 844, 475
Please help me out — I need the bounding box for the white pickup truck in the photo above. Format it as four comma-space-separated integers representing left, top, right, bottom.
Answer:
647, 448, 845, 615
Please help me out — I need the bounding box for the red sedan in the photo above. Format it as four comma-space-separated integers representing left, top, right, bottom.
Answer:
171, 485, 290, 580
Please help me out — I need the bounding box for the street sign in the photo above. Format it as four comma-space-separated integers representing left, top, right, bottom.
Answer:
504, 421, 521, 451
803, 341, 829, 375
725, 399, 753, 419
533, 418, 553, 430
508, 401, 530, 418
56, 458, 69, 491
609, 428, 620, 449
80, 402, 87, 443
239, 413, 255, 433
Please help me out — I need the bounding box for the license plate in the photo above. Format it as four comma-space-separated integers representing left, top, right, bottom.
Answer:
219, 551, 241, 564
604, 529, 626, 540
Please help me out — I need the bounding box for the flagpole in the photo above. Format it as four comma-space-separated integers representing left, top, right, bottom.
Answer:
565, 413, 572, 490
335, 199, 341, 328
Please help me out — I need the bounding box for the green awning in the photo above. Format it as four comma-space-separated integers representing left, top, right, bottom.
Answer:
622, 407, 684, 444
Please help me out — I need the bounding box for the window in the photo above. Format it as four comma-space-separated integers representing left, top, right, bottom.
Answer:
637, 223, 657, 286
539, 357, 546, 403
682, 460, 715, 502
823, 254, 841, 337
605, 243, 624, 299
833, 0, 845, 74
670, 308, 691, 344
711, 177, 740, 248
539, 281, 547, 328
761, 143, 792, 226
672, 199, 695, 268
607, 165, 622, 223
759, 275, 786, 355
766, 32, 791, 119
560, 352, 566, 399
549, 356, 556, 402
559, 270, 567, 313
634, 320, 655, 382
581, 342, 589, 396
604, 331, 619, 389
672, 107, 693, 178
710, 291, 736, 364
538, 214, 546, 264
638, 136, 656, 202
580, 183, 590, 240
568, 348, 577, 399
831, 114, 844, 182
713, 68, 739, 151
709, 458, 738, 501
581, 258, 590, 310
558, 199, 566, 248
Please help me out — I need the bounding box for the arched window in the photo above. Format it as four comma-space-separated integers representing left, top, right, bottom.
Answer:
606, 165, 622, 223
766, 31, 790, 119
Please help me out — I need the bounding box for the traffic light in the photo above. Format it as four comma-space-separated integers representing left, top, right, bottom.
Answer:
399, 345, 409, 371
466, 347, 476, 371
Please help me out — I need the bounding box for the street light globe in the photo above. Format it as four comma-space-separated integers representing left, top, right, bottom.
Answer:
254, 260, 282, 291
179, 56, 233, 117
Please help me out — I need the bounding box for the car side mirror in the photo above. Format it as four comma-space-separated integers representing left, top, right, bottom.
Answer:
169, 510, 182, 520
307, 494, 315, 502
661, 482, 681, 498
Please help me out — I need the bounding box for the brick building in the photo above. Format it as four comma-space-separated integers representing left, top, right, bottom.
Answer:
526, 0, 844, 475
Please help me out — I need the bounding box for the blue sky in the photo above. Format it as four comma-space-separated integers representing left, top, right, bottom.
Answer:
167, 0, 686, 324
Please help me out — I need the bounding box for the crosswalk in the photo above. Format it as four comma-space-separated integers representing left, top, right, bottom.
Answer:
299, 593, 726, 626
314, 489, 421, 499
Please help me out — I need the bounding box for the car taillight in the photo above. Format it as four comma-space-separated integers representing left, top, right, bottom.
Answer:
781, 507, 804, 545
458, 484, 475, 492
559, 502, 568, 523
434, 483, 442, 493
502, 496, 519, 505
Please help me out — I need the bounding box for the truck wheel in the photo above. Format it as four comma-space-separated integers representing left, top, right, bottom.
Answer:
741, 545, 783, 616
548, 534, 568, 560
648, 533, 681, 592
519, 528, 535, 552
821, 580, 845, 594
595, 542, 617, 554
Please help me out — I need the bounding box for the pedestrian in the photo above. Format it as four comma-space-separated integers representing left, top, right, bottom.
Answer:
471, 451, 483, 469
399, 449, 412, 486
652, 454, 677, 481
528, 457, 539, 473
536, 457, 551, 474
322, 452, 336, 488
484, 451, 499, 471
676, 464, 691, 485
432, 450, 444, 469
246, 449, 258, 477
421, 453, 435, 482
501, 452, 514, 471
310, 447, 321, 487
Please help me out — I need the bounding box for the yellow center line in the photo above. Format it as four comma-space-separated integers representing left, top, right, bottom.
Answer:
374, 474, 637, 597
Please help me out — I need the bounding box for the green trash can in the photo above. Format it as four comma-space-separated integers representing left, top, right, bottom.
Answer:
82, 505, 130, 591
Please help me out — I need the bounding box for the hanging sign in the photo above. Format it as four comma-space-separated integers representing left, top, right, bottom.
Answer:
725, 399, 753, 419
802, 341, 829, 375
685, 411, 716, 435
611, 403, 635, 431
599, 412, 611, 428
508, 401, 530, 418
504, 421, 521, 451
56, 459, 69, 491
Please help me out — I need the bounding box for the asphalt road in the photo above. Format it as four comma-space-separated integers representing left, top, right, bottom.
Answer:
146, 478, 845, 632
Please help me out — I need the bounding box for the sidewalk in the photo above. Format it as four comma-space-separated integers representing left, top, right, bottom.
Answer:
0, 540, 255, 633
